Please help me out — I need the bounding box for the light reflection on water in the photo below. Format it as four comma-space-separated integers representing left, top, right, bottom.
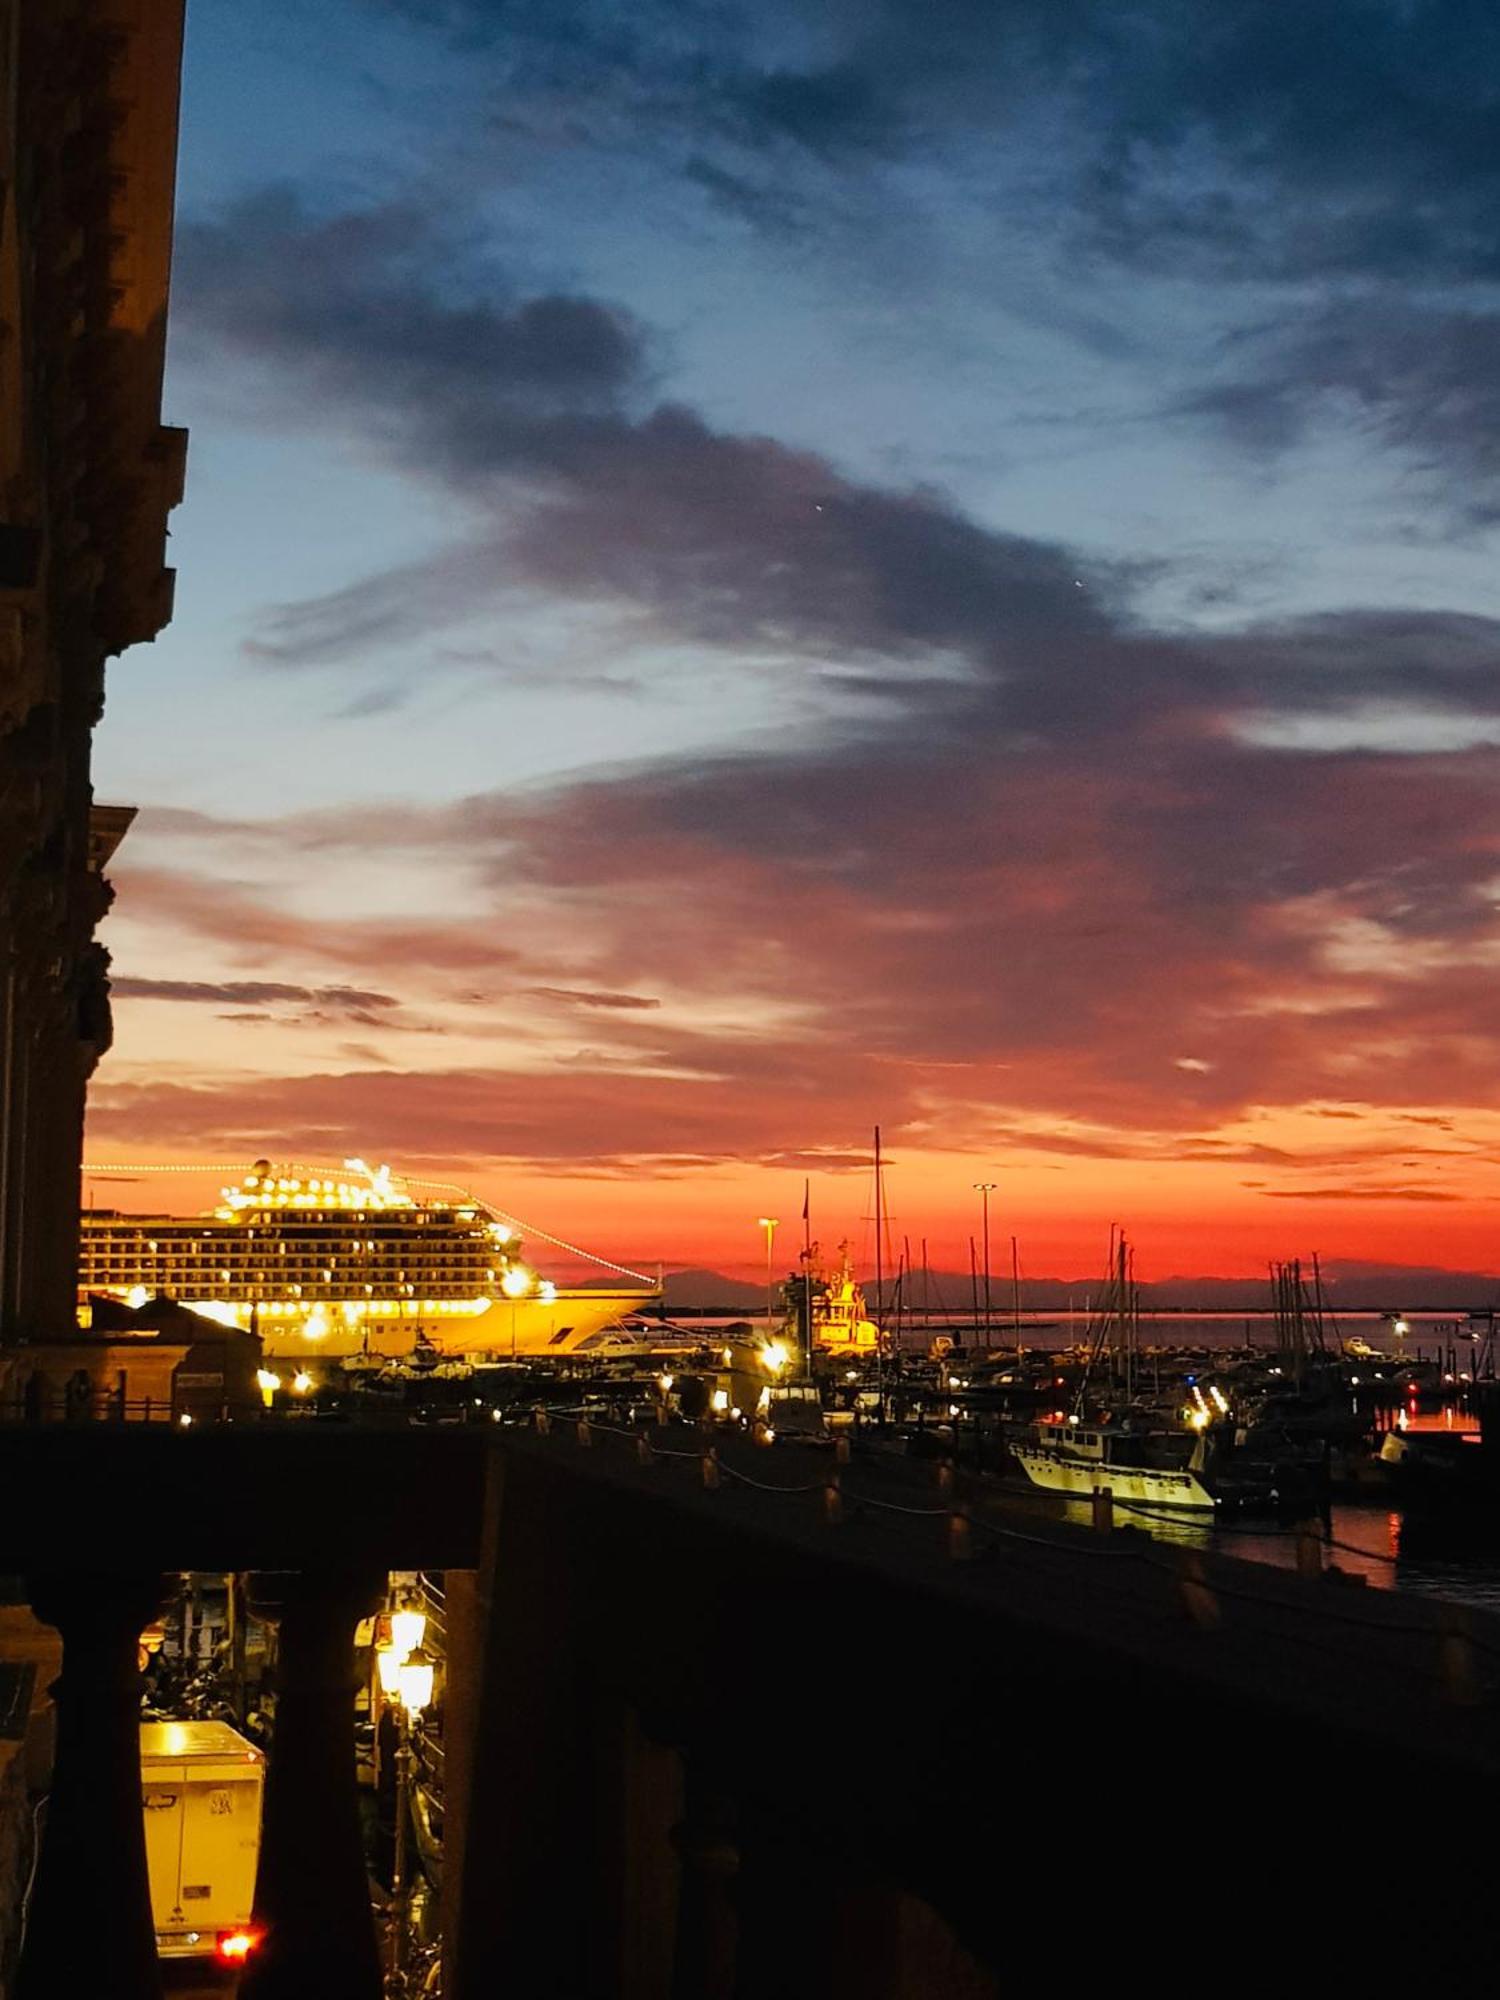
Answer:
1054, 1496, 1500, 1614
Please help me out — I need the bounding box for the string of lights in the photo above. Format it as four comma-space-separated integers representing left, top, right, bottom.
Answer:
520, 1410, 1500, 1674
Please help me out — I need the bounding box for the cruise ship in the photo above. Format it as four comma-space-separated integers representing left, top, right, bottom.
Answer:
78, 1160, 658, 1361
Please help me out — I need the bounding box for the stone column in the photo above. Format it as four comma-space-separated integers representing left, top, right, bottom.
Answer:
240, 1569, 385, 2000
670, 1760, 739, 2000
16, 1570, 172, 2000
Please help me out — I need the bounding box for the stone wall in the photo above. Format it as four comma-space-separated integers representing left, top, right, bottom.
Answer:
0, 0, 186, 1340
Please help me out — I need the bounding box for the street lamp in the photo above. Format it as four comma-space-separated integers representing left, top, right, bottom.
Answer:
379, 1638, 435, 1996
389, 1601, 426, 1660
972, 1184, 996, 1348
756, 1218, 780, 1332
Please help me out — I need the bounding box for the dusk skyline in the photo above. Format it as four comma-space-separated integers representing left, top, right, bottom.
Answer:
86, 0, 1500, 1282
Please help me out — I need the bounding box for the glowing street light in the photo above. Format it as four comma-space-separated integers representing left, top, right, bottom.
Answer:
756, 1217, 780, 1331
382, 1641, 436, 1994
389, 1602, 426, 1660
395, 1646, 434, 1719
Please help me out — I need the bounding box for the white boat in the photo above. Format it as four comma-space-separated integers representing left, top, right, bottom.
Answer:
1013, 1420, 1216, 1513
78, 1159, 658, 1361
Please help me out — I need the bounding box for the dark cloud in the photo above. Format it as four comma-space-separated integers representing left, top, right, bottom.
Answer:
1261, 1187, 1463, 1202
180, 190, 1138, 691
111, 977, 399, 1009
366, 0, 1500, 284
1185, 302, 1500, 524
175, 189, 647, 490
176, 191, 1500, 759
526, 986, 661, 1010
336, 4, 1500, 519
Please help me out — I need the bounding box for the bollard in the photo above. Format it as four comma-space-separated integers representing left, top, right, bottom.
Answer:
1177, 1550, 1221, 1628
576, 1418, 593, 1448
1437, 1605, 1483, 1706
937, 1462, 955, 1495
835, 1435, 851, 1465
949, 1512, 972, 1562
825, 1476, 844, 1525
702, 1450, 720, 1491
534, 1409, 551, 1435
636, 1433, 654, 1466
1294, 1522, 1322, 1582
1091, 1485, 1114, 1534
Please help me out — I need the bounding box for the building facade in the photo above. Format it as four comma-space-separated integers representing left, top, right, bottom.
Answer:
0, 0, 186, 1338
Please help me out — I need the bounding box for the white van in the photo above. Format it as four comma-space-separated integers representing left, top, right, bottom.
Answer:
140, 1720, 264, 1961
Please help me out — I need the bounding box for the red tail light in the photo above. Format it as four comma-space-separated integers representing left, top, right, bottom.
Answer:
215, 1927, 263, 1963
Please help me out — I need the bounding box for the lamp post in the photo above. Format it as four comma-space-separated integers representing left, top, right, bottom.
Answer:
377, 1601, 432, 1997
756, 1217, 779, 1332
972, 1183, 996, 1348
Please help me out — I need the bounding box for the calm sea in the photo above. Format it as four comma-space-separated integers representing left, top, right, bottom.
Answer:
889, 1308, 1487, 1355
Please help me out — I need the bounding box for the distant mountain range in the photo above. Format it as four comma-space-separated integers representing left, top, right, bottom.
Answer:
657, 1260, 1500, 1314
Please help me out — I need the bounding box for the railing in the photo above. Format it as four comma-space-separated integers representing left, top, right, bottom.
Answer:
0, 1393, 188, 1425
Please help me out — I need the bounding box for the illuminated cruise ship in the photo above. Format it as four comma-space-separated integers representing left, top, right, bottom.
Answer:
78, 1159, 658, 1360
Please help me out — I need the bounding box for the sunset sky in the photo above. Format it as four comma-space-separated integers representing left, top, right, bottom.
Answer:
85, 0, 1500, 1284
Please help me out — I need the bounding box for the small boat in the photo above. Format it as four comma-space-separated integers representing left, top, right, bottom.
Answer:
1013, 1420, 1216, 1513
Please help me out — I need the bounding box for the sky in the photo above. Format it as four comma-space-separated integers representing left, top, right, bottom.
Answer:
84, 0, 1500, 1285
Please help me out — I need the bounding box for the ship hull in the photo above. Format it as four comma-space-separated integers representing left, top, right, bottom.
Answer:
84, 1287, 660, 1360
1013, 1446, 1216, 1513
259, 1290, 658, 1361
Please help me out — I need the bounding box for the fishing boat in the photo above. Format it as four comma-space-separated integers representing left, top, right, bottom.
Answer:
1013, 1419, 1217, 1512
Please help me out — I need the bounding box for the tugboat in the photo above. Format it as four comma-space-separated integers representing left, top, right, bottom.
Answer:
787, 1242, 883, 1357
1013, 1419, 1217, 1513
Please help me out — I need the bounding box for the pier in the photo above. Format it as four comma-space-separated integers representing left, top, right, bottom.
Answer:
3, 1412, 1497, 1993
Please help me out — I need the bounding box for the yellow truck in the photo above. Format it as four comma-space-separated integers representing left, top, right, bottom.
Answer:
140, 1720, 264, 1963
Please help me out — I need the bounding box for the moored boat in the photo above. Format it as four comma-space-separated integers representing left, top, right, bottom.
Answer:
78, 1159, 658, 1361
1013, 1419, 1216, 1513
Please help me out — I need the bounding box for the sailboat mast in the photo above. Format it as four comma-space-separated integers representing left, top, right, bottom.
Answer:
873, 1124, 883, 1328
801, 1177, 813, 1381
1011, 1234, 1022, 1355
902, 1234, 913, 1356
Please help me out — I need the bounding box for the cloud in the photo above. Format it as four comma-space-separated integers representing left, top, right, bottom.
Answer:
111, 866, 524, 978
1185, 302, 1500, 524
318, 5, 1500, 526
180, 191, 1123, 681
525, 986, 661, 1011
141, 164, 1500, 1190
174, 191, 1500, 766
364, 0, 1500, 285
1261, 1186, 1463, 1202
111, 977, 399, 1009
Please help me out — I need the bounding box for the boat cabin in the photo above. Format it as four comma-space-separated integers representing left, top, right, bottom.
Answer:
1043, 1422, 1106, 1459
1037, 1422, 1151, 1468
